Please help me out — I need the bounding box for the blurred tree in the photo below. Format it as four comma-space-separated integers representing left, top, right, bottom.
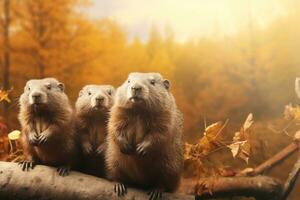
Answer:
15, 0, 83, 78
1, 0, 11, 123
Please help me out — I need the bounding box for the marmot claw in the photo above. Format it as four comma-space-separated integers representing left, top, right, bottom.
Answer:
148, 189, 163, 200
37, 134, 48, 145
114, 183, 127, 196
136, 142, 149, 156
29, 134, 39, 146
57, 166, 70, 176
18, 160, 36, 171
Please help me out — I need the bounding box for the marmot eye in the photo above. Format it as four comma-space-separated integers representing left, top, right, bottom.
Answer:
27, 87, 31, 91
150, 80, 155, 85
108, 91, 112, 96
46, 85, 51, 90
88, 91, 92, 96
127, 79, 130, 83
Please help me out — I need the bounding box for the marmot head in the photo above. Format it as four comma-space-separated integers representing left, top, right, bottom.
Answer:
115, 72, 171, 111
20, 78, 68, 113
75, 85, 115, 116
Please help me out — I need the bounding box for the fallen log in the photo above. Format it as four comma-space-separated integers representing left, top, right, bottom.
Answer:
0, 161, 193, 200
0, 161, 283, 200
181, 176, 283, 200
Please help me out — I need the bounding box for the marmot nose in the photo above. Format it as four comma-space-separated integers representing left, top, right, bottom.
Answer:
95, 96, 104, 103
31, 93, 41, 101
131, 85, 142, 92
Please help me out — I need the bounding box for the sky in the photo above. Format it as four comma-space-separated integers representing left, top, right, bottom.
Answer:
83, 0, 288, 42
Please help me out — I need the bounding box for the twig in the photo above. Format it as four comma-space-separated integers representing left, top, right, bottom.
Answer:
238, 140, 300, 176
280, 154, 300, 200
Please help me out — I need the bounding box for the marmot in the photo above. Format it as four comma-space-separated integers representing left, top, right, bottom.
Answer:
105, 72, 184, 200
75, 84, 115, 177
18, 78, 78, 176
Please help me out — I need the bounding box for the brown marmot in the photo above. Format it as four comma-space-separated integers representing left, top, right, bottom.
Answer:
75, 84, 115, 177
18, 78, 78, 176
105, 72, 184, 200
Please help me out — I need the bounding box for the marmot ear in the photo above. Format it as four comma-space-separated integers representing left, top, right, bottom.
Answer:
58, 83, 64, 92
163, 79, 170, 90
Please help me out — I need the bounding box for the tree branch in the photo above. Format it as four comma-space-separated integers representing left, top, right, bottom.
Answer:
281, 154, 300, 200
181, 176, 283, 200
238, 140, 300, 176
0, 161, 193, 200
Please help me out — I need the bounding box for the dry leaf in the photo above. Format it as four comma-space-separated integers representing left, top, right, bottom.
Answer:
239, 142, 251, 164
294, 130, 300, 140
0, 90, 11, 103
228, 141, 244, 157
284, 104, 300, 121
243, 113, 253, 131
228, 113, 253, 164
8, 130, 21, 140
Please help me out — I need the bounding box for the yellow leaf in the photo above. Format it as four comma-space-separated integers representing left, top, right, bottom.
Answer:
0, 90, 10, 103
294, 130, 300, 140
228, 142, 242, 158
204, 121, 223, 136
243, 113, 253, 131
8, 130, 21, 140
239, 141, 251, 164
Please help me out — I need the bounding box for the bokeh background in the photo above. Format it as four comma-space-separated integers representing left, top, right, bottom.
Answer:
0, 0, 300, 199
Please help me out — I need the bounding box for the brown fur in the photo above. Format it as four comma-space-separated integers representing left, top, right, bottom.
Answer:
75, 85, 115, 177
19, 78, 78, 172
105, 72, 184, 192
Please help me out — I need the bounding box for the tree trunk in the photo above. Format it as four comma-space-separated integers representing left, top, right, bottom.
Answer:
1, 0, 10, 123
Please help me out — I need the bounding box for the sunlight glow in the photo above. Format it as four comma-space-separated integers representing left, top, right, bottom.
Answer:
86, 0, 286, 41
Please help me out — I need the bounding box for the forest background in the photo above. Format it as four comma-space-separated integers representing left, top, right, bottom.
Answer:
0, 0, 300, 199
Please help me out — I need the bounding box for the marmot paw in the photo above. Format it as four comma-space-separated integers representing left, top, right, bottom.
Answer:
37, 134, 48, 145
136, 142, 150, 156
28, 134, 39, 146
119, 142, 134, 155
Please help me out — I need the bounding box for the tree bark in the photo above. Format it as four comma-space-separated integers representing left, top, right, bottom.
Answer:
0, 161, 194, 200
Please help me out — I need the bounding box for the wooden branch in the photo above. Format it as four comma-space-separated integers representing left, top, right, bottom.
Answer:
238, 140, 300, 176
281, 155, 300, 200
181, 176, 283, 200
0, 161, 194, 200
